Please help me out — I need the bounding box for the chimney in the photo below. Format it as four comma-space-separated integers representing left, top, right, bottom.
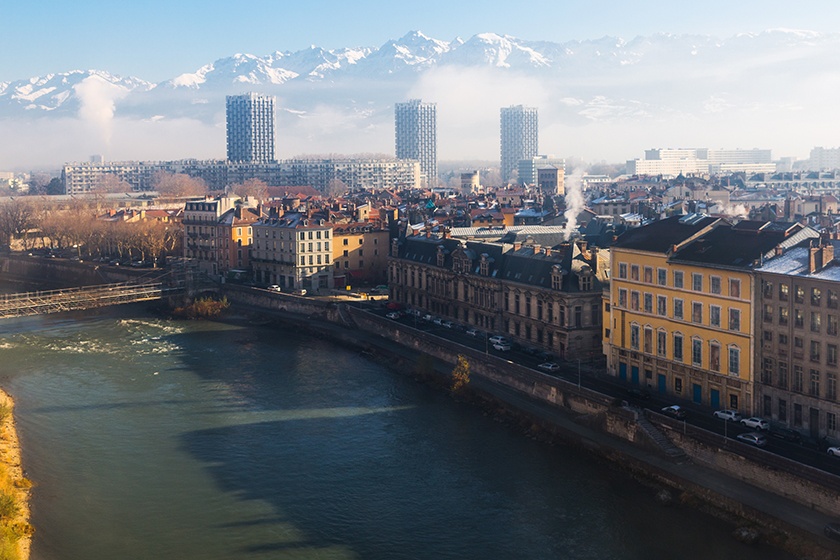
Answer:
823, 243, 835, 267
591, 247, 599, 274
544, 248, 551, 257
513, 241, 522, 251
809, 245, 821, 274
774, 245, 783, 257
533, 244, 541, 254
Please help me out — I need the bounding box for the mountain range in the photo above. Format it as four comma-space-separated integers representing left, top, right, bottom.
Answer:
1, 30, 839, 169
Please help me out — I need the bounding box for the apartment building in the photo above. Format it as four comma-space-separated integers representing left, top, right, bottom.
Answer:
606, 214, 812, 414
332, 223, 390, 286
755, 238, 840, 440
251, 213, 334, 293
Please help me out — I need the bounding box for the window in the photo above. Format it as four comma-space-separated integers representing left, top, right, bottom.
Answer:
644, 327, 653, 353
828, 412, 837, 432
779, 333, 788, 346
812, 288, 822, 306
794, 309, 804, 329
692, 273, 703, 292
779, 399, 787, 422
779, 283, 789, 301
762, 357, 774, 383
692, 302, 702, 323
729, 279, 741, 299
710, 305, 721, 327
829, 344, 838, 367
811, 312, 821, 333
763, 304, 773, 322
657, 268, 667, 286
710, 276, 721, 294
643, 266, 653, 283
828, 373, 837, 401
631, 291, 639, 311
729, 346, 740, 375
630, 265, 639, 281
795, 285, 805, 304
810, 341, 821, 363
657, 295, 667, 316
673, 271, 684, 289
618, 288, 627, 308
829, 289, 838, 309
810, 369, 821, 396
793, 365, 803, 392
729, 308, 740, 332
763, 280, 773, 299
692, 338, 702, 366
643, 293, 653, 313
574, 306, 582, 327
794, 404, 802, 427
674, 299, 684, 320
778, 361, 788, 388
618, 262, 627, 279
657, 330, 667, 357
779, 307, 789, 326
829, 314, 838, 336
710, 342, 721, 371
673, 333, 684, 361
630, 324, 640, 350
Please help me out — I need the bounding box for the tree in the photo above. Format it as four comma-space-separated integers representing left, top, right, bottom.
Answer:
153, 172, 208, 198
96, 174, 133, 194
327, 178, 348, 198
450, 355, 471, 393
0, 200, 36, 248
230, 178, 269, 201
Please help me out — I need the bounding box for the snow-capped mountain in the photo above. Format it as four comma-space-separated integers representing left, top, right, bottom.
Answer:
1, 29, 839, 168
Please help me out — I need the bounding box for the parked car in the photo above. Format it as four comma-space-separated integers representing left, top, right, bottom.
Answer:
827, 446, 840, 457
740, 417, 769, 430
824, 522, 840, 541
768, 423, 802, 443
492, 342, 511, 351
293, 288, 307, 295
433, 317, 443, 326
661, 405, 687, 419
385, 311, 401, 320
736, 432, 768, 447
488, 335, 508, 345
713, 410, 742, 422
441, 320, 453, 328
267, 285, 282, 292
537, 362, 560, 372
465, 328, 481, 337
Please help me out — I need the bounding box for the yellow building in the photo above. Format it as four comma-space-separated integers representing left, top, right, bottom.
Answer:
332, 222, 390, 286
607, 215, 807, 415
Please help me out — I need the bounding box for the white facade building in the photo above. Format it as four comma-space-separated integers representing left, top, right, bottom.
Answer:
500, 106, 538, 183
395, 99, 437, 187
226, 93, 276, 164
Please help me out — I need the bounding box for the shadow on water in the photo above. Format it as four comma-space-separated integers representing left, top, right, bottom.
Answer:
169, 322, 795, 560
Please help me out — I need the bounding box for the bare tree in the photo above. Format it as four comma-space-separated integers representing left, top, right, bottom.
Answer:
0, 200, 36, 248
153, 172, 208, 198
327, 178, 348, 198
229, 178, 269, 201
96, 174, 133, 194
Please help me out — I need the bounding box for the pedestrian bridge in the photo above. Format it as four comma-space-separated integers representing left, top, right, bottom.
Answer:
0, 279, 187, 319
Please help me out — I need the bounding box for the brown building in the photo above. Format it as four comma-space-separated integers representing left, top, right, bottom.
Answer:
389, 234, 608, 358
755, 237, 840, 441
332, 222, 390, 286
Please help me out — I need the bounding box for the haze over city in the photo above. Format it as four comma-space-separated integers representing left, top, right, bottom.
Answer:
3, 0, 840, 170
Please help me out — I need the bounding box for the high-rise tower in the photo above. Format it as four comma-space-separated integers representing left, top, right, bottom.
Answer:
395, 99, 437, 186
226, 93, 276, 163
500, 105, 538, 183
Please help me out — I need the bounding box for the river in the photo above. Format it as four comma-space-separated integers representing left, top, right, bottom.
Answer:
0, 306, 793, 560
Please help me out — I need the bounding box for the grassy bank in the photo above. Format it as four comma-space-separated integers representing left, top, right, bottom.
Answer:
0, 393, 31, 560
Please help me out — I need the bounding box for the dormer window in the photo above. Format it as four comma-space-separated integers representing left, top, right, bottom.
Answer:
480, 254, 490, 276
436, 246, 446, 268
551, 265, 565, 290
578, 265, 594, 291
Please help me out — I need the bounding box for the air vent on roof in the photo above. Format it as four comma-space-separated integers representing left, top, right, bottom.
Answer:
679, 213, 706, 225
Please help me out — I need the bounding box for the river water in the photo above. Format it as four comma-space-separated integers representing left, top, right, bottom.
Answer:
0, 306, 793, 560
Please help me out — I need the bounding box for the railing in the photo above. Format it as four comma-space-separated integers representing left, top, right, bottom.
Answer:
0, 279, 186, 318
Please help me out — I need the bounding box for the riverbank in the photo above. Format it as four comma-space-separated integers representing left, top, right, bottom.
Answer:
0, 391, 31, 560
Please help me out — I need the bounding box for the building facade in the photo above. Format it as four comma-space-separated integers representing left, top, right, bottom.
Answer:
226, 93, 276, 164
395, 99, 437, 187
183, 196, 238, 277
606, 215, 813, 414
755, 238, 840, 440
332, 223, 390, 286
389, 235, 607, 358
251, 213, 334, 293
500, 106, 538, 183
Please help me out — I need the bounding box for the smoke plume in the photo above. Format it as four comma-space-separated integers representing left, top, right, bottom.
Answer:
561, 168, 586, 241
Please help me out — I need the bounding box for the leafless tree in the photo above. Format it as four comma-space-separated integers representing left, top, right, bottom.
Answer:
229, 178, 269, 202
153, 172, 208, 198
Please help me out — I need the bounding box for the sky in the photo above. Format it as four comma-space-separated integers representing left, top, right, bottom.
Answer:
3, 0, 840, 170
5, 0, 840, 83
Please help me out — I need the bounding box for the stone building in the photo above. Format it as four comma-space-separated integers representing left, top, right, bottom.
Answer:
755, 237, 840, 440
388, 234, 608, 358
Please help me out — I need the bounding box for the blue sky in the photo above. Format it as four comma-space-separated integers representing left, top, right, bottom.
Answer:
4, 0, 840, 82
